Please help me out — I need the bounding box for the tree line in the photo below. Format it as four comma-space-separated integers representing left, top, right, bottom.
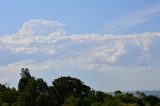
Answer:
0, 68, 160, 106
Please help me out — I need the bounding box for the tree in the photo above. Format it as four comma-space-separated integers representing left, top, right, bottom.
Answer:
120, 92, 137, 103
136, 91, 146, 99
20, 68, 31, 78
91, 102, 103, 106
145, 95, 160, 105
36, 78, 49, 94
48, 86, 63, 106
2, 68, 160, 106
114, 90, 122, 96
16, 93, 35, 106
17, 68, 37, 106
36, 93, 50, 106
52, 76, 90, 97
0, 85, 18, 106
52, 76, 90, 105
18, 68, 32, 92
0, 90, 18, 105
104, 97, 118, 106
63, 94, 80, 106
95, 91, 109, 103
0, 84, 8, 92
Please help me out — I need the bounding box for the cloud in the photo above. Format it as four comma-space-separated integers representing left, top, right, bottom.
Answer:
70, 32, 160, 67
0, 19, 160, 91
74, 41, 126, 64
0, 19, 64, 54
0, 19, 160, 64
105, 3, 160, 33
0, 59, 60, 85
1, 58, 159, 91
0, 59, 58, 72
18, 19, 64, 36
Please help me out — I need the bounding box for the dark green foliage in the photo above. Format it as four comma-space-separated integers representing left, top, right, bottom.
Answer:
104, 98, 118, 106
114, 90, 122, 96
136, 91, 146, 99
63, 94, 79, 106
82, 97, 91, 106
0, 90, 18, 105
145, 95, 160, 105
20, 68, 31, 78
36, 78, 49, 93
52, 76, 91, 97
91, 102, 103, 106
36, 93, 50, 106
18, 77, 28, 92
0, 87, 18, 106
0, 68, 160, 106
17, 78, 37, 106
0, 84, 8, 92
16, 93, 35, 106
48, 86, 64, 105
95, 91, 110, 103
120, 92, 138, 103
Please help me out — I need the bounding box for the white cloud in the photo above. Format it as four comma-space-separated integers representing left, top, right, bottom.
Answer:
0, 21, 160, 90
0, 17, 160, 92
0, 19, 64, 54
0, 59, 58, 84
0, 19, 160, 69
70, 32, 160, 66
18, 19, 64, 36
75, 41, 125, 64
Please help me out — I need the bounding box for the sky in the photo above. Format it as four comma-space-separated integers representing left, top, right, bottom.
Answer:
0, 0, 160, 92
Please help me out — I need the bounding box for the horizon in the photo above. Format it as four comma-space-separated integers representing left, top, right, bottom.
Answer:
0, 0, 160, 92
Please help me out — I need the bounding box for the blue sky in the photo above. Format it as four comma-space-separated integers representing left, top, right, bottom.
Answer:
0, 0, 160, 91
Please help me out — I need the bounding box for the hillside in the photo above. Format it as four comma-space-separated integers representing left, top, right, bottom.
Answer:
130, 90, 160, 98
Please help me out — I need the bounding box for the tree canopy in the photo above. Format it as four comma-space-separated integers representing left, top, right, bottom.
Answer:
0, 68, 160, 106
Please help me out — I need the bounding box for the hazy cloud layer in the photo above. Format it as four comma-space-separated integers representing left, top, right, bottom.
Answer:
0, 19, 160, 64
0, 19, 160, 91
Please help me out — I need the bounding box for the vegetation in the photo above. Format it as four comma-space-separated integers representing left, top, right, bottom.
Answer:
0, 68, 160, 106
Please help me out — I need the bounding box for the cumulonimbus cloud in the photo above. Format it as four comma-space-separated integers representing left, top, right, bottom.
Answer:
0, 19, 160, 66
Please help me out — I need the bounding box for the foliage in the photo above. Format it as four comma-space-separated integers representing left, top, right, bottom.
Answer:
36, 93, 50, 106
52, 76, 90, 97
36, 78, 48, 93
0, 68, 160, 106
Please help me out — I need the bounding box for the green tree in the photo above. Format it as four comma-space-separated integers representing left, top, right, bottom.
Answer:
95, 91, 109, 103
20, 68, 31, 78
82, 97, 91, 106
16, 93, 34, 106
63, 95, 78, 106
91, 102, 103, 106
0, 89, 18, 105
114, 90, 122, 97
36, 93, 50, 106
145, 95, 160, 106
18, 68, 32, 92
48, 86, 63, 106
36, 78, 49, 94
17, 68, 37, 106
53, 76, 90, 97
0, 84, 8, 92
136, 91, 146, 99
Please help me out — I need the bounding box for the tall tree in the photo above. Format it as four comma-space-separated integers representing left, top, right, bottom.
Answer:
36, 78, 49, 94
20, 68, 31, 78
52, 76, 90, 97
17, 68, 37, 106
